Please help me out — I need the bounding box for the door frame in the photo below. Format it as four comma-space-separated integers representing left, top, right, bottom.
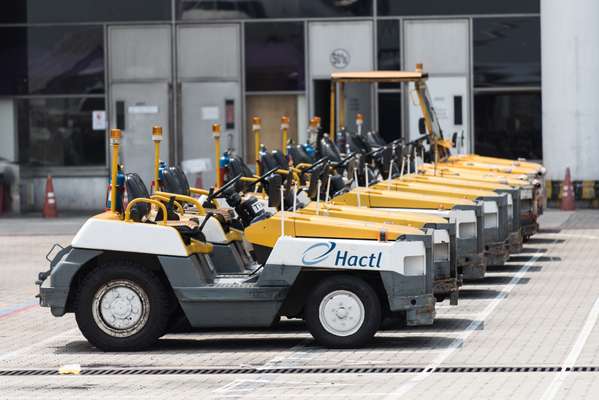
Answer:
401, 17, 473, 152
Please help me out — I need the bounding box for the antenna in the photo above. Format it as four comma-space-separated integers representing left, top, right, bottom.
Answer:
364, 162, 369, 187
400, 155, 406, 178
387, 159, 394, 189
353, 167, 361, 207
325, 175, 332, 203
293, 183, 298, 212
316, 179, 322, 215
280, 184, 285, 237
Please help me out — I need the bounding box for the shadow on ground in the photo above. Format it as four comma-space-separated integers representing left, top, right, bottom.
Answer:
487, 264, 542, 273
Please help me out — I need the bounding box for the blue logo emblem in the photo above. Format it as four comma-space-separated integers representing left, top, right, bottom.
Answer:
302, 242, 337, 265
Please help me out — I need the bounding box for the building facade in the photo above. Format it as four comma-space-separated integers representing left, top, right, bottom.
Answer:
0, 0, 543, 212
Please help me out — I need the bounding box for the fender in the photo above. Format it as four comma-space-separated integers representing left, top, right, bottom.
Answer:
38, 247, 103, 316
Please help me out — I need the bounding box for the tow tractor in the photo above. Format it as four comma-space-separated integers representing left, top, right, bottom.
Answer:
37, 128, 436, 351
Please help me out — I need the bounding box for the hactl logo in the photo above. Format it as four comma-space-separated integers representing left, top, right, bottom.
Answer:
302, 241, 382, 268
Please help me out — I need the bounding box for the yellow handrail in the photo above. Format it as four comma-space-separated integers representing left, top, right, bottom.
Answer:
154, 191, 206, 214
150, 194, 184, 214
124, 198, 168, 224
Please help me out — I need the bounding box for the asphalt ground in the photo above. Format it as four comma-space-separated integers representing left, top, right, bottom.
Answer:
1, 209, 599, 399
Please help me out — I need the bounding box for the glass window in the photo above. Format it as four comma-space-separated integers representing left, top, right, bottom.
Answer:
245, 22, 305, 92
1, 0, 170, 23
378, 93, 402, 143
178, 0, 372, 20
17, 97, 106, 167
474, 92, 542, 160
0, 26, 105, 95
377, 20, 400, 70
474, 18, 541, 88
378, 0, 538, 16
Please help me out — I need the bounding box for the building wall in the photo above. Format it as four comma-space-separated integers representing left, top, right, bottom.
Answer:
0, 0, 546, 212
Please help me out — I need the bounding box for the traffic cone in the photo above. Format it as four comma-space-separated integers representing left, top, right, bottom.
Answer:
560, 167, 576, 211
42, 175, 58, 218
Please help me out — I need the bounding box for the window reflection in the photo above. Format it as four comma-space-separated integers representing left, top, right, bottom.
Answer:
474, 92, 542, 160
2, 0, 170, 23
474, 18, 541, 87
0, 26, 105, 95
245, 22, 305, 91
378, 93, 402, 143
178, 0, 372, 20
18, 97, 106, 166
378, 0, 538, 16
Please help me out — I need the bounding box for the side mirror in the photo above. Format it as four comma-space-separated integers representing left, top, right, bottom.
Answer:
452, 132, 458, 147
418, 118, 426, 135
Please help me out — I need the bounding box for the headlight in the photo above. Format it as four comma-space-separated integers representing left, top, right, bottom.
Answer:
521, 188, 533, 200
404, 255, 425, 276
482, 201, 498, 229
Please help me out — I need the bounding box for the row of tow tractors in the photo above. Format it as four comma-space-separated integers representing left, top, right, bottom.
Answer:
37, 67, 545, 351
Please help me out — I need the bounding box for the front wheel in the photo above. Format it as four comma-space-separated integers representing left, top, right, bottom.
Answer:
75, 260, 171, 351
304, 275, 381, 348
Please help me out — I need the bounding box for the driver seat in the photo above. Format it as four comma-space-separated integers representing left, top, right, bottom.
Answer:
124, 173, 206, 244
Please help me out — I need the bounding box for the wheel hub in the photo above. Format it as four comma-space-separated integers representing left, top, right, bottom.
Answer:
92, 280, 150, 337
319, 290, 365, 337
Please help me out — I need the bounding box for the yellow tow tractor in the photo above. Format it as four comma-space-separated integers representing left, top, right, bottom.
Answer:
328, 66, 541, 241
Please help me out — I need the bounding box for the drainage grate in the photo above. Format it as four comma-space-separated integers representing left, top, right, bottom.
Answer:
1, 365, 599, 377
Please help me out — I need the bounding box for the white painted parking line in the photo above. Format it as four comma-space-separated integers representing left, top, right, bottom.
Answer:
0, 329, 77, 362
383, 246, 549, 399
540, 297, 599, 400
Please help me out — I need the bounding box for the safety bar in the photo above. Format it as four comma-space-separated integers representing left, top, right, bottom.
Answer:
125, 198, 168, 225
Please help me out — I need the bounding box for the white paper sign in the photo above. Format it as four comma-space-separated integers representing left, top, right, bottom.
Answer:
92, 110, 107, 130
128, 105, 159, 114
201, 106, 219, 120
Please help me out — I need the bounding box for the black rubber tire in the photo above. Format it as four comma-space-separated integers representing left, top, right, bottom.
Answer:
304, 275, 381, 348
74, 260, 171, 352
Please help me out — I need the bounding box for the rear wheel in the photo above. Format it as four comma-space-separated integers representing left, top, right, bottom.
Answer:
75, 260, 171, 351
304, 275, 381, 348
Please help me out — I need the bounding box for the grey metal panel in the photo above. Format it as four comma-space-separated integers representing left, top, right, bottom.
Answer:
180, 81, 241, 188
177, 24, 240, 80
404, 19, 469, 74
308, 20, 374, 78
109, 25, 171, 81
110, 82, 170, 187
158, 254, 215, 287
180, 301, 283, 328
210, 243, 246, 274
257, 264, 302, 287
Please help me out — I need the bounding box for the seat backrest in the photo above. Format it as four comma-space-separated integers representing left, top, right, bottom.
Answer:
161, 166, 190, 196
226, 155, 254, 191
271, 150, 289, 169
319, 136, 343, 162
125, 173, 151, 221
288, 144, 314, 165
260, 152, 280, 171
346, 132, 371, 153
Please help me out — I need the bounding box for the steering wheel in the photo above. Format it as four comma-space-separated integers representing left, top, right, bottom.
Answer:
336, 152, 358, 168
246, 166, 280, 189
206, 173, 242, 203
302, 157, 328, 174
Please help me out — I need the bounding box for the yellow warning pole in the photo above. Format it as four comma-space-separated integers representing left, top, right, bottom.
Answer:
213, 123, 221, 188
329, 81, 336, 135
252, 116, 262, 175
281, 115, 289, 155
110, 128, 122, 214
152, 126, 162, 193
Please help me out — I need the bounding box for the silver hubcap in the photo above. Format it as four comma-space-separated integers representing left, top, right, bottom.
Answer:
318, 290, 365, 337
92, 280, 150, 338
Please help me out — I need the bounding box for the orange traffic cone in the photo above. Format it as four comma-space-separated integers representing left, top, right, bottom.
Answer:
560, 167, 576, 211
42, 175, 58, 218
